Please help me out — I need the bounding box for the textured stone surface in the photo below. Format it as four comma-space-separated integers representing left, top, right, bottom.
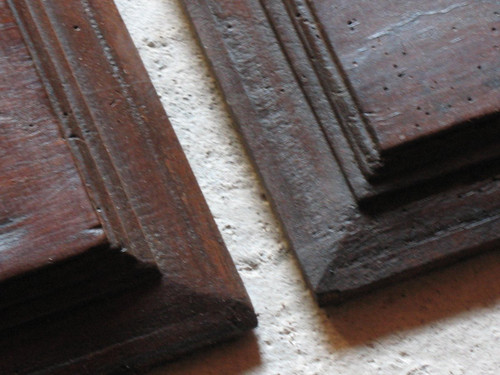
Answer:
115, 1, 500, 374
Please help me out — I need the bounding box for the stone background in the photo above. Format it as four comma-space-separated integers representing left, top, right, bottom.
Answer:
115, 1, 500, 374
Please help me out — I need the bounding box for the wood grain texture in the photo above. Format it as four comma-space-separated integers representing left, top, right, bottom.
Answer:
269, 0, 500, 199
310, 0, 500, 151
0, 1, 106, 281
0, 0, 150, 330
181, 0, 500, 305
0, 0, 256, 373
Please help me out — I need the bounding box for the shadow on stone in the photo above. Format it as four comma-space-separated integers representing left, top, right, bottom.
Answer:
149, 332, 261, 375
324, 249, 500, 347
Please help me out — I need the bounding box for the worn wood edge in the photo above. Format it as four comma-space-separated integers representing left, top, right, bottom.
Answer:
9, 0, 155, 264
1, 278, 256, 374
265, 0, 500, 202
0, 225, 108, 283
179, 0, 352, 297
2, 0, 257, 371
45, 299, 256, 375
278, 0, 381, 174
314, 216, 500, 306
9, 0, 254, 293
9, 0, 255, 300
0, 0, 163, 330
181, 0, 500, 305
288, 0, 500, 180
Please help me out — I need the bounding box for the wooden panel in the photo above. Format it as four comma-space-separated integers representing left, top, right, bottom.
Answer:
0, 3, 106, 281
310, 0, 500, 152
181, 0, 500, 305
0, 0, 256, 373
0, 0, 153, 331
284, 0, 500, 184
272, 0, 500, 195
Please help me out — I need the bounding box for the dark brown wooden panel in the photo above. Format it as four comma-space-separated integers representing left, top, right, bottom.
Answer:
0, 0, 153, 331
181, 0, 500, 305
0, 0, 256, 373
310, 0, 499, 152
0, 3, 106, 281
272, 0, 500, 198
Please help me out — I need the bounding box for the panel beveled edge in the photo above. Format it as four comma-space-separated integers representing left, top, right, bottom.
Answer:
181, 0, 500, 305
271, 0, 500, 202
2, 0, 256, 372
1, 274, 257, 374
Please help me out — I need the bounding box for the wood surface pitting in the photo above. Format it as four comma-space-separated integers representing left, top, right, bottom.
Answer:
1, 0, 256, 373
277, 0, 500, 190
182, 0, 500, 304
309, 0, 500, 151
256, 0, 500, 202
0, 0, 107, 281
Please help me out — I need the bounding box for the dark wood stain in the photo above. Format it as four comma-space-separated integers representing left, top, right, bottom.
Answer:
0, 0, 256, 373
181, 0, 500, 305
0, 1, 107, 281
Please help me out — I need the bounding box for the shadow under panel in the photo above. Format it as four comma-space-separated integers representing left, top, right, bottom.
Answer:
0, 0, 256, 373
181, 0, 500, 305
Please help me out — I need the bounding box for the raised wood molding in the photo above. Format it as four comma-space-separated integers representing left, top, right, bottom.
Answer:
181, 0, 500, 304
0, 0, 256, 373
